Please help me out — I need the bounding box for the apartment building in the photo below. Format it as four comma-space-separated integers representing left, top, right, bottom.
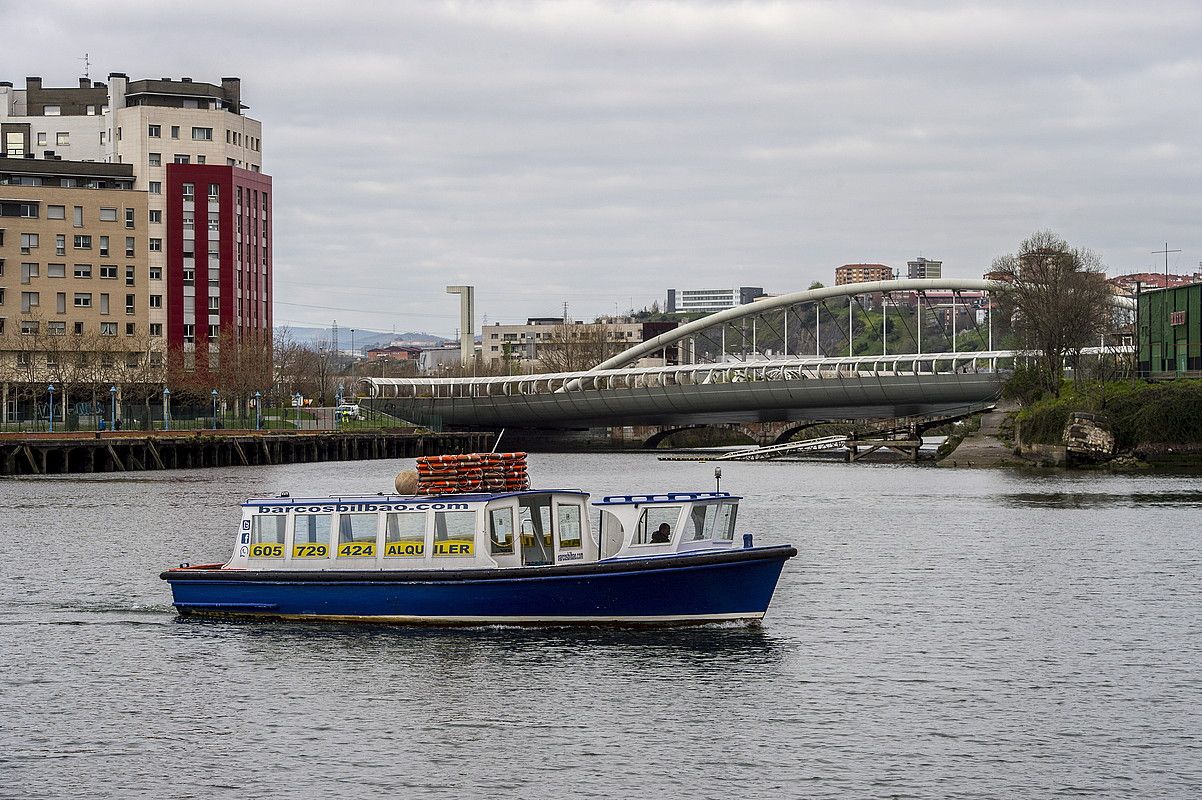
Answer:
834, 263, 894, 285
482, 318, 677, 370
907, 257, 942, 280
166, 164, 272, 370
0, 73, 268, 379
0, 158, 151, 422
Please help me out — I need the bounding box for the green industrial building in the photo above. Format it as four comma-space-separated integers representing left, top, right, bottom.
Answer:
1138, 283, 1202, 375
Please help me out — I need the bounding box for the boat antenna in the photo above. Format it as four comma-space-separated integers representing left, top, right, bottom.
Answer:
491, 428, 505, 453
714, 466, 722, 493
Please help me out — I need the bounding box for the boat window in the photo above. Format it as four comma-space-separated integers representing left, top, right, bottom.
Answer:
489, 507, 515, 555
688, 503, 720, 541
557, 504, 583, 549
337, 513, 378, 558
293, 513, 332, 558
384, 512, 426, 557
635, 506, 681, 545
249, 515, 286, 558
433, 510, 476, 557
716, 503, 738, 541
518, 495, 553, 565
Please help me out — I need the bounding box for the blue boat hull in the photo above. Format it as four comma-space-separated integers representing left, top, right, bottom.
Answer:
162, 546, 795, 626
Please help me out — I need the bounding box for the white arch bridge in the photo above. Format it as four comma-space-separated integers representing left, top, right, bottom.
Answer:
361, 279, 1133, 429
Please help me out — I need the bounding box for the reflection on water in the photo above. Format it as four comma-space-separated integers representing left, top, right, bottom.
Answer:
3, 454, 1201, 798
1001, 490, 1202, 508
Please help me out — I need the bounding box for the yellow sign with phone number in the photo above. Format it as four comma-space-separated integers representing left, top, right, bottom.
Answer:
337, 542, 376, 558
248, 542, 284, 558
292, 543, 329, 559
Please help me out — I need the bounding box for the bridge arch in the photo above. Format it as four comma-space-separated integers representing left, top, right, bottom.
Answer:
592, 278, 1134, 370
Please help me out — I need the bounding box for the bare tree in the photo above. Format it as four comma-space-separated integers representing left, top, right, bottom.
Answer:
992, 230, 1114, 397
536, 322, 614, 372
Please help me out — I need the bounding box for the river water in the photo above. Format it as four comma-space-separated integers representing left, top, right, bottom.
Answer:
2, 454, 1200, 799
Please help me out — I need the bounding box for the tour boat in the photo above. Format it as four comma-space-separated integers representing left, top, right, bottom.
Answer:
160, 486, 796, 626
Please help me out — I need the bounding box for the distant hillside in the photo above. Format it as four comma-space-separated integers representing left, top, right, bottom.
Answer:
276, 326, 451, 353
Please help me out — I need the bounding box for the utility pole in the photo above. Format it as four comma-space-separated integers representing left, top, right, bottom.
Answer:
446, 286, 475, 367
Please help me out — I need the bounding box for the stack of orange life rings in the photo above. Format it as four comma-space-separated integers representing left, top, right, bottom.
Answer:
416, 452, 529, 495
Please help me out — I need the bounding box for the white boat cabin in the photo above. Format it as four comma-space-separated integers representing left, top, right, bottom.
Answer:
226, 490, 743, 571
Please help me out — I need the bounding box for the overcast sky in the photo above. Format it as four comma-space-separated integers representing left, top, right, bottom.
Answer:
6, 1, 1201, 336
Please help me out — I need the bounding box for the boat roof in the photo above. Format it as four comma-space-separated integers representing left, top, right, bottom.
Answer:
242, 489, 590, 508
593, 491, 741, 506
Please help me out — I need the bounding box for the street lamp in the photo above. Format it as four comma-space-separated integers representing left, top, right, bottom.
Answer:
162, 387, 171, 431
47, 384, 55, 432
254, 391, 262, 431
211, 388, 219, 430
109, 385, 117, 430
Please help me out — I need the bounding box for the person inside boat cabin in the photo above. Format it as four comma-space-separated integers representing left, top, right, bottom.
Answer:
651, 522, 672, 543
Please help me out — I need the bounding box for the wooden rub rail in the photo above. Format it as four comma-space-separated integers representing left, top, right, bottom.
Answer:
0, 430, 494, 477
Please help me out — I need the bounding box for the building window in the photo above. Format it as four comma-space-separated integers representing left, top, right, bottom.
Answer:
21, 291, 39, 312
183, 323, 195, 343
20, 233, 38, 252
149, 238, 162, 252
126, 266, 135, 285
171, 125, 180, 139
99, 236, 109, 256
182, 183, 194, 198
126, 294, 136, 314
208, 324, 219, 338
148, 124, 161, 138
100, 207, 118, 222
56, 132, 69, 146
73, 207, 83, 227
47, 205, 65, 220
48, 263, 65, 278
56, 292, 65, 313
48, 322, 66, 336
55, 235, 65, 256
37, 132, 47, 147
20, 263, 38, 284
100, 322, 117, 336
149, 266, 162, 281
74, 235, 92, 250
196, 155, 205, 164
99, 293, 110, 315
192, 127, 213, 141
149, 294, 162, 309
74, 321, 84, 335
207, 296, 219, 311
100, 265, 117, 279
125, 322, 136, 336
125, 237, 134, 257
73, 265, 92, 278
149, 181, 162, 195
20, 321, 39, 336
150, 323, 163, 337
148, 153, 161, 167
182, 268, 195, 286
173, 154, 190, 164
208, 184, 219, 198
74, 292, 92, 308
149, 210, 162, 224
125, 208, 135, 229
149, 351, 163, 368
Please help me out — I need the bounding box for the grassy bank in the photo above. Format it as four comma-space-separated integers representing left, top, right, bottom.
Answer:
1016, 380, 1202, 451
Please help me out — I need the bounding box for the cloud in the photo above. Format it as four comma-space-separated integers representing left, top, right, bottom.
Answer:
4, 0, 1201, 334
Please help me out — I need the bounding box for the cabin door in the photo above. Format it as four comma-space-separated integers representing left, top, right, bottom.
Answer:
518, 496, 554, 566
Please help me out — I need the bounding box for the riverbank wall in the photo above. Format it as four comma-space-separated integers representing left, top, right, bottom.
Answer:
0, 429, 494, 477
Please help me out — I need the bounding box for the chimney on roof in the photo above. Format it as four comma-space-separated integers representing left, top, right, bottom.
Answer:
107, 72, 128, 80
181, 77, 192, 83
0, 81, 13, 88
44, 151, 55, 159
26, 77, 41, 90
221, 77, 241, 111
79, 78, 89, 88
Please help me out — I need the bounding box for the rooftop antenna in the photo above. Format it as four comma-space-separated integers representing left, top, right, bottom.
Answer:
1152, 242, 1181, 286
80, 53, 91, 80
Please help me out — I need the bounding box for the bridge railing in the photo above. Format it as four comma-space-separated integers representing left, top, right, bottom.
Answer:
362, 349, 1086, 400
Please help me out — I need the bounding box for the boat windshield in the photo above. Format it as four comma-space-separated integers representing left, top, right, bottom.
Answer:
518, 495, 554, 565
